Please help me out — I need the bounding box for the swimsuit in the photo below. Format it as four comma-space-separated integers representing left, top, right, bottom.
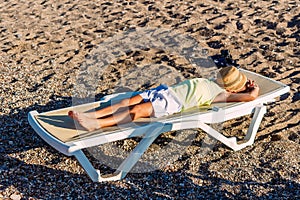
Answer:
139, 84, 182, 118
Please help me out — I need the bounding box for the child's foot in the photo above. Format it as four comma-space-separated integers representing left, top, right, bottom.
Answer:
68, 110, 97, 119
68, 111, 101, 131
68, 110, 76, 119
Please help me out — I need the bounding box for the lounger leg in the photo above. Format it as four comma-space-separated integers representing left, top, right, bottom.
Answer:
73, 150, 101, 182
198, 105, 267, 151
243, 105, 267, 144
74, 123, 170, 182
108, 123, 171, 181
115, 124, 170, 180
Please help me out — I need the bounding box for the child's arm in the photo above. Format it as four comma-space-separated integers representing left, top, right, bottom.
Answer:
213, 83, 260, 103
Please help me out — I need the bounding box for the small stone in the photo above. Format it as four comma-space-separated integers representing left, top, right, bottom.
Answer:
10, 193, 21, 200
271, 134, 282, 141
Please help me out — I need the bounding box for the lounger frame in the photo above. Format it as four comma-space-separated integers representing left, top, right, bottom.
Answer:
28, 69, 289, 182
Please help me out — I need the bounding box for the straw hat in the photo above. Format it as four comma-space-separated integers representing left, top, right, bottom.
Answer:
216, 66, 247, 92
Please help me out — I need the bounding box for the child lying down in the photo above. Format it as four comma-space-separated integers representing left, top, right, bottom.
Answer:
69, 66, 259, 131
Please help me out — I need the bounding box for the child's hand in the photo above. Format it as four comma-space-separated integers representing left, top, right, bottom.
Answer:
245, 79, 258, 91
248, 80, 259, 98
246, 79, 255, 89
244, 79, 259, 97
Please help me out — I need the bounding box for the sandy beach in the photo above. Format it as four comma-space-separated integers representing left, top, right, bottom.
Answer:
0, 0, 299, 199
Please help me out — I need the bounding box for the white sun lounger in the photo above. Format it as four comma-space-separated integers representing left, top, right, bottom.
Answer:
28, 69, 289, 182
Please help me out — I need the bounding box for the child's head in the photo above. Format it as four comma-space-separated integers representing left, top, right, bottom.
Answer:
216, 66, 248, 93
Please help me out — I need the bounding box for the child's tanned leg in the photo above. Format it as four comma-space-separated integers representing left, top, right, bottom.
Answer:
73, 101, 153, 131
69, 94, 144, 119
